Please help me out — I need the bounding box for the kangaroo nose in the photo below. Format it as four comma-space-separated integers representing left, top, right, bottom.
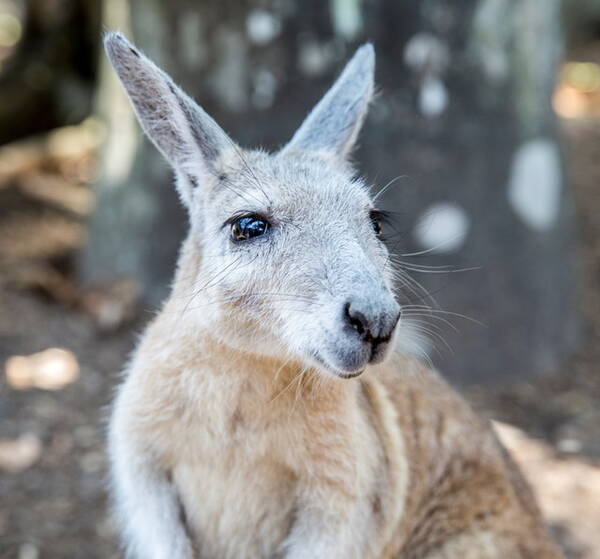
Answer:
343, 299, 400, 348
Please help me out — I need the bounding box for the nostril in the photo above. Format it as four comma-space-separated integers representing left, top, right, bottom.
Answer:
373, 311, 400, 346
343, 302, 369, 339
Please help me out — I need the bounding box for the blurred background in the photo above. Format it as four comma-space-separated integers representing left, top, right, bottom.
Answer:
0, 0, 599, 557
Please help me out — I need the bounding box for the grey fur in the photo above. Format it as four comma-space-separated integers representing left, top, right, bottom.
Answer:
103, 33, 397, 378
104, 32, 235, 203
282, 44, 375, 158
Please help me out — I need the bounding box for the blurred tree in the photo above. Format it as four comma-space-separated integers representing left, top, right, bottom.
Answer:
564, 0, 600, 49
82, 0, 578, 383
0, 0, 101, 144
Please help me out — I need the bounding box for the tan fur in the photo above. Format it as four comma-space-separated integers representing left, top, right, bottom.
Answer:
109, 234, 564, 559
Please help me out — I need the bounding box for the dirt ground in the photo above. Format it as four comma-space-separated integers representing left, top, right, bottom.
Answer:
0, 117, 599, 558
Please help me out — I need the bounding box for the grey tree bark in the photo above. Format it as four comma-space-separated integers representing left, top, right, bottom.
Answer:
81, 0, 578, 383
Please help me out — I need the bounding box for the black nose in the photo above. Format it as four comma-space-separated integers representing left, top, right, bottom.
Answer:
343, 300, 399, 348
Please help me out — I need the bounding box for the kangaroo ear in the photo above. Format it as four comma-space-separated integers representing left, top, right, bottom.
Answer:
282, 44, 375, 159
104, 32, 235, 205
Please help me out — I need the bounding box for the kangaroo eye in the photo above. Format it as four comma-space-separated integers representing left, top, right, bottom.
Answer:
369, 211, 383, 238
231, 215, 269, 241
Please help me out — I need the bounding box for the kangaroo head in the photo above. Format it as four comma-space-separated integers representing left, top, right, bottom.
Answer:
105, 33, 401, 379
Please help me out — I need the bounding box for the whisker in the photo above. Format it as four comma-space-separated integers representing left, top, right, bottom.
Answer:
389, 255, 479, 272
291, 365, 311, 415
394, 268, 440, 308
228, 141, 272, 206
401, 305, 484, 327
400, 238, 462, 258
178, 255, 257, 317
403, 318, 453, 356
372, 174, 408, 203
401, 311, 459, 335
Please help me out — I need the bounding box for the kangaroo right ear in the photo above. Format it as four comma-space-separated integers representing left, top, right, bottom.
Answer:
282, 44, 375, 160
104, 32, 235, 205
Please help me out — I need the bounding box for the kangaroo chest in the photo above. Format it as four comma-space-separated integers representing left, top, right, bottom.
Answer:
169, 380, 303, 559
162, 368, 401, 559
174, 451, 296, 559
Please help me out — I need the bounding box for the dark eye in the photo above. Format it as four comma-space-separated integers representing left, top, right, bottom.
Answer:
231, 215, 269, 241
369, 211, 383, 238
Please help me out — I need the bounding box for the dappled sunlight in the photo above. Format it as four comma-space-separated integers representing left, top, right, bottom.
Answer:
4, 348, 79, 391
0, 433, 41, 473
0, 1, 23, 69
0, 12, 21, 48
554, 61, 600, 118
494, 422, 600, 555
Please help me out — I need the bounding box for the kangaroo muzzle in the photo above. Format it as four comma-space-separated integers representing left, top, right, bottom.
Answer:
315, 289, 400, 378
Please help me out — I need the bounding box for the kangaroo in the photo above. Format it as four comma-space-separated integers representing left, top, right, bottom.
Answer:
105, 32, 564, 559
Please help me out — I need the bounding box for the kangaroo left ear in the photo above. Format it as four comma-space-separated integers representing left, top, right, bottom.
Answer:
282, 44, 375, 159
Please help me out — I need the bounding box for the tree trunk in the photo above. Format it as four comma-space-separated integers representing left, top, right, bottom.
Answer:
81, 0, 578, 383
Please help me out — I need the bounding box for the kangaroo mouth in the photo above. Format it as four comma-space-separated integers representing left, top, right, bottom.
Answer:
309, 351, 365, 379
335, 369, 365, 379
